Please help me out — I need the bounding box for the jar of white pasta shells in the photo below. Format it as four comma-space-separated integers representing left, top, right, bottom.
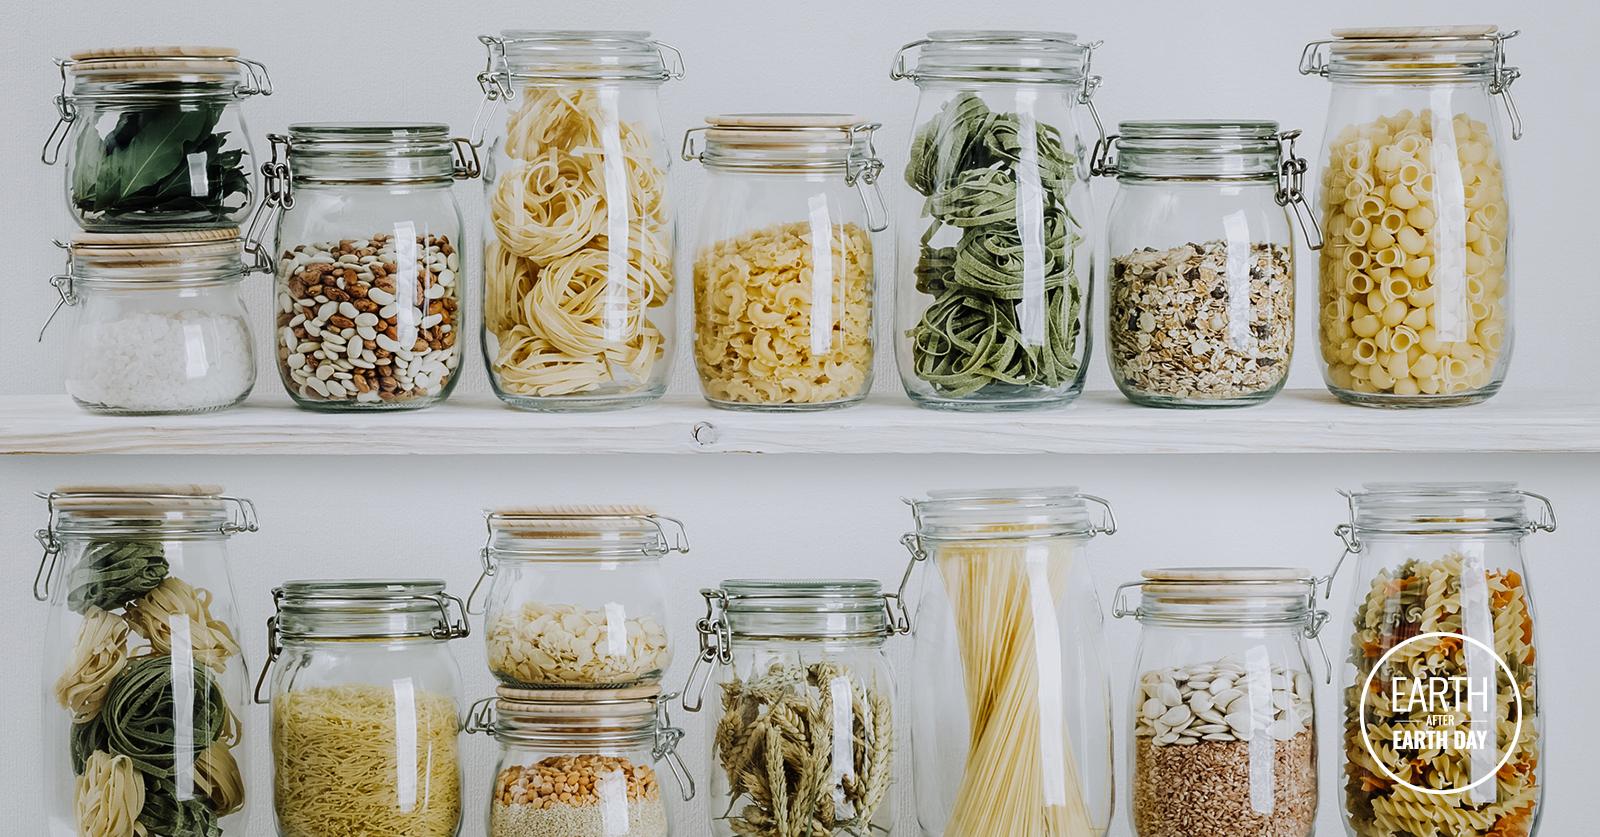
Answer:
682, 114, 886, 410
1325, 483, 1553, 837
33, 485, 258, 837
473, 31, 682, 411
1300, 27, 1524, 406
470, 507, 689, 689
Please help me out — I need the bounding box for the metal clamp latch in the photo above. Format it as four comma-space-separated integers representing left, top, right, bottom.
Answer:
681, 587, 731, 712
1276, 129, 1324, 250
653, 693, 696, 801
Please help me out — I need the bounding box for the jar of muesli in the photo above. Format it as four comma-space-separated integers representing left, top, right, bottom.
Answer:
1093, 121, 1321, 407
1112, 567, 1328, 837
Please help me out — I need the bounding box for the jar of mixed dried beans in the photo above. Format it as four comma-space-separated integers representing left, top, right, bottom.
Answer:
1093, 121, 1321, 407
258, 124, 478, 409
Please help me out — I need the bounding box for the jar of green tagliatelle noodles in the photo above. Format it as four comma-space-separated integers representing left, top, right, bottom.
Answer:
890, 32, 1107, 410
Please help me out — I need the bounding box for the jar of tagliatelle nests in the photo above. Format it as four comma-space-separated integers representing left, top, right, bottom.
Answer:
681, 114, 887, 410
32, 485, 258, 837
466, 684, 694, 837
470, 507, 689, 689
472, 31, 683, 411
1300, 27, 1525, 406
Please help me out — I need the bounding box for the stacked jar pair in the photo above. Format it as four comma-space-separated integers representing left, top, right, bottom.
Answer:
466, 508, 695, 837
40, 48, 273, 415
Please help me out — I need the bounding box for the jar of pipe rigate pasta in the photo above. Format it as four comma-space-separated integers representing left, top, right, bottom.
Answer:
898, 488, 1117, 836
256, 579, 470, 837
1323, 483, 1553, 837
32, 485, 258, 837
43, 230, 258, 415
680, 580, 897, 837
1111, 568, 1329, 837
1300, 27, 1524, 406
256, 124, 479, 410
681, 115, 887, 410
466, 684, 694, 837
889, 32, 1105, 410
42, 46, 272, 231
1093, 121, 1323, 407
469, 507, 690, 689
472, 31, 683, 411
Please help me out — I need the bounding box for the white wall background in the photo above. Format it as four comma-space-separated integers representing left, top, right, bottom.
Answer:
3, 2, 1598, 837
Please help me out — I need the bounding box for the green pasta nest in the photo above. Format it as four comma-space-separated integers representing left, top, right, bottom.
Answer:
67, 540, 169, 614
99, 654, 229, 778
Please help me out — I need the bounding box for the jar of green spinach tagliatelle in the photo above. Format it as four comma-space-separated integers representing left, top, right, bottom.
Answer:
42, 47, 272, 231
890, 31, 1107, 410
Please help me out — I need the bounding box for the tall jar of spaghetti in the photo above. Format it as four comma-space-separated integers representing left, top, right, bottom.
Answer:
898, 488, 1117, 836
1300, 27, 1524, 406
473, 31, 683, 411
1325, 483, 1552, 837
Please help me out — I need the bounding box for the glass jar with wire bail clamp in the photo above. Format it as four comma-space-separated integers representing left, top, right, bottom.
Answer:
470, 507, 690, 689
256, 579, 470, 837
1093, 121, 1322, 408
466, 684, 695, 837
680, 579, 897, 837
1323, 483, 1554, 837
42, 47, 272, 231
472, 31, 684, 411
1111, 568, 1329, 837
42, 228, 259, 415
889, 31, 1106, 411
682, 115, 887, 410
32, 485, 259, 837
253, 124, 480, 410
899, 487, 1117, 837
1300, 27, 1524, 407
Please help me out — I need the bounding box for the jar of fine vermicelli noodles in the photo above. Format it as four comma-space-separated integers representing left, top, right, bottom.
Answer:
1299, 27, 1524, 406
899, 488, 1117, 837
258, 579, 470, 837
472, 31, 683, 411
681, 115, 887, 410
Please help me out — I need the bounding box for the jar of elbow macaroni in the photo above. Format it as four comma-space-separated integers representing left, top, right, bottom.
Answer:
681, 114, 887, 410
1300, 26, 1524, 406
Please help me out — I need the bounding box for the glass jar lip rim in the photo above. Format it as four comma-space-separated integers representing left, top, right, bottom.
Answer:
910, 486, 1096, 537
44, 484, 234, 532
277, 577, 447, 605
496, 29, 671, 82
68, 229, 246, 281
1345, 481, 1534, 533
1118, 120, 1281, 141
287, 122, 452, 144
902, 29, 1092, 83
721, 578, 885, 609
491, 684, 661, 743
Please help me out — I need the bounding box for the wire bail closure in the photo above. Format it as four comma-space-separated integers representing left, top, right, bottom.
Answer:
1111, 576, 1332, 682
681, 587, 732, 712
1276, 129, 1324, 250
681, 121, 889, 232
467, 512, 690, 614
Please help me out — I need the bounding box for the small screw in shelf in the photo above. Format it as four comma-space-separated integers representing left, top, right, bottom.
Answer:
692, 421, 719, 447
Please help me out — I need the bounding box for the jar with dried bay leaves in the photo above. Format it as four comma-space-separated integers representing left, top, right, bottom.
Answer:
681, 580, 896, 837
1112, 567, 1328, 837
1095, 121, 1320, 407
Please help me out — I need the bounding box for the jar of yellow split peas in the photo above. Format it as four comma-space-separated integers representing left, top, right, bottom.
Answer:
1300, 26, 1524, 406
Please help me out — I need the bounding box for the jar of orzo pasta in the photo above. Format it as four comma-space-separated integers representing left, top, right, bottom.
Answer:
1300, 27, 1524, 406
681, 114, 887, 410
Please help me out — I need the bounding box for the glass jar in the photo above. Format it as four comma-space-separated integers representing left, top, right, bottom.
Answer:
681, 579, 897, 837
43, 47, 272, 230
681, 114, 886, 410
467, 684, 694, 837
44, 229, 257, 415
259, 124, 479, 410
257, 579, 470, 837
900, 487, 1116, 836
470, 508, 690, 689
32, 485, 258, 837
889, 32, 1104, 410
1094, 121, 1322, 407
473, 31, 683, 411
1300, 27, 1524, 406
1111, 568, 1328, 837
1326, 483, 1553, 837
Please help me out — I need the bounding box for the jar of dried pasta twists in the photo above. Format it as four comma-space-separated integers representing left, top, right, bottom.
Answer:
682, 114, 887, 410
890, 32, 1105, 410
1111, 568, 1328, 837
470, 507, 689, 689
257, 579, 470, 837
899, 488, 1117, 836
679, 580, 897, 837
473, 31, 683, 411
32, 485, 258, 837
466, 684, 694, 837
1300, 27, 1524, 406
1325, 483, 1553, 837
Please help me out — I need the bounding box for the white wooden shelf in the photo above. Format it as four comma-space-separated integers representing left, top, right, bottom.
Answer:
1, 390, 1596, 456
